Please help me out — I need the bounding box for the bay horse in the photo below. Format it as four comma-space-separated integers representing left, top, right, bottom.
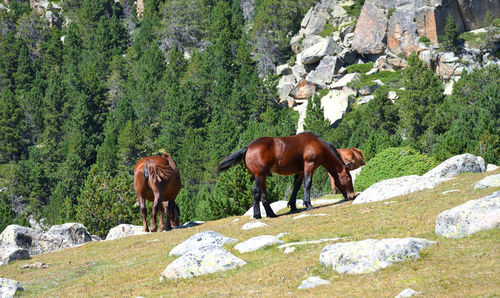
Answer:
217, 132, 355, 219
133, 153, 181, 232
328, 148, 365, 193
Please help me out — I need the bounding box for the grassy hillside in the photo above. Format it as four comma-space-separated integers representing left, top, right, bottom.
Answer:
1, 170, 499, 296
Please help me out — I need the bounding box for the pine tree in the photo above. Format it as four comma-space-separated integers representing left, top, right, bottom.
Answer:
0, 88, 25, 162
440, 15, 459, 53
398, 53, 443, 151
304, 93, 331, 137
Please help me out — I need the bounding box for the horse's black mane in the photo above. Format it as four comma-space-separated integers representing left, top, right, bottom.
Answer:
298, 132, 346, 167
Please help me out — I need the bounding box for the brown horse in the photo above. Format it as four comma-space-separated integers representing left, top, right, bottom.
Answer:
133, 153, 181, 232
328, 148, 365, 193
218, 133, 355, 219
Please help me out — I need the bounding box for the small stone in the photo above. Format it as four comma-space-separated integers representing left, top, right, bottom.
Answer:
293, 213, 329, 220
298, 276, 330, 289
234, 235, 284, 253
284, 247, 296, 254
395, 288, 420, 297
241, 221, 268, 230
169, 231, 237, 256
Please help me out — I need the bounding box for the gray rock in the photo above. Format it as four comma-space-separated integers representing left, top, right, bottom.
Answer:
284, 247, 296, 254
169, 231, 237, 256
277, 74, 296, 102
105, 224, 148, 241
358, 84, 379, 96
435, 191, 500, 238
321, 89, 349, 125
305, 56, 343, 88
358, 95, 375, 104
298, 276, 331, 289
241, 221, 268, 230
0, 278, 23, 298
353, 175, 448, 204
303, 35, 324, 49
0, 245, 30, 266
486, 164, 499, 172
330, 73, 361, 89
276, 64, 292, 76
0, 225, 40, 249
423, 153, 485, 179
320, 238, 435, 274
234, 235, 284, 253
474, 174, 500, 189
339, 49, 357, 65
301, 38, 341, 65
30, 223, 92, 255
292, 64, 307, 81
161, 246, 246, 279
395, 288, 420, 297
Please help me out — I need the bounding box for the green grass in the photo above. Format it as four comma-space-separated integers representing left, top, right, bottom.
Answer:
346, 62, 374, 74
349, 69, 404, 90
1, 170, 499, 296
459, 31, 488, 48
320, 23, 336, 38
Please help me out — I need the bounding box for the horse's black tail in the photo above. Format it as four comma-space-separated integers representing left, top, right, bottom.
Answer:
217, 147, 248, 173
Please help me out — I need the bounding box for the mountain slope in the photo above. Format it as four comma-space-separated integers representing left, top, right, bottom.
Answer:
1, 170, 499, 296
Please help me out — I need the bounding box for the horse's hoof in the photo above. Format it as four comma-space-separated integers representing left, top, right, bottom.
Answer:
253, 215, 262, 219
267, 213, 277, 218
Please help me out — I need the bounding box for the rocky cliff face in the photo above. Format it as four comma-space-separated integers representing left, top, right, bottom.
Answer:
352, 0, 500, 55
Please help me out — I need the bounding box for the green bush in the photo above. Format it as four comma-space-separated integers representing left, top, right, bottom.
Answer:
354, 147, 439, 191
419, 36, 431, 46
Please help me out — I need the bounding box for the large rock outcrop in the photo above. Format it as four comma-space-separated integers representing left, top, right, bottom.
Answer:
352, 0, 500, 55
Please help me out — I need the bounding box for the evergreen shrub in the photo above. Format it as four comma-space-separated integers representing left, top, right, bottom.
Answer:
354, 147, 439, 191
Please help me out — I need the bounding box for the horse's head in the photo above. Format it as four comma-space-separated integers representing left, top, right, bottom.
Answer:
338, 169, 356, 200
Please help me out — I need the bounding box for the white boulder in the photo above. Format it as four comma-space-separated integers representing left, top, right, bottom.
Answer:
298, 276, 331, 289
395, 288, 420, 297
161, 246, 246, 279
0, 278, 23, 297
241, 221, 268, 230
0, 245, 30, 266
321, 90, 349, 125
234, 235, 284, 253
422, 153, 485, 179
353, 175, 448, 205
105, 224, 148, 241
435, 191, 500, 238
474, 174, 500, 189
486, 164, 498, 172
320, 238, 435, 274
169, 231, 237, 256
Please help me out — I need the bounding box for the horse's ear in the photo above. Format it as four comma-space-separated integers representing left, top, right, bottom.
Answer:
161, 152, 171, 159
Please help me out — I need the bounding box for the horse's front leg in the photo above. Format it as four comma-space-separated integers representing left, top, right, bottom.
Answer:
288, 173, 303, 213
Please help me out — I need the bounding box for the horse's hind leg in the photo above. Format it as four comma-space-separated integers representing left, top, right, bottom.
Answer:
288, 173, 303, 213
138, 195, 149, 232
303, 173, 314, 211
260, 178, 277, 218
150, 193, 161, 232
162, 201, 173, 231
252, 176, 263, 219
